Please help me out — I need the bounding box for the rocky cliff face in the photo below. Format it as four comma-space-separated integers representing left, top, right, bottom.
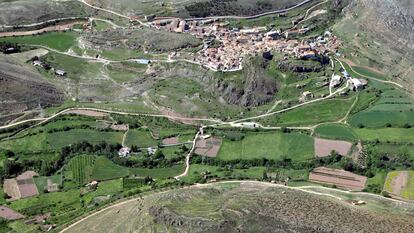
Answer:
164, 57, 278, 108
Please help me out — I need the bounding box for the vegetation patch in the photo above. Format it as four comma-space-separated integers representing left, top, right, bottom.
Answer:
314, 123, 358, 142
217, 131, 314, 161
0, 32, 77, 51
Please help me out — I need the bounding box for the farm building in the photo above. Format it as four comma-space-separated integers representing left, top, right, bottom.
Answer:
302, 91, 313, 99
350, 78, 367, 91
331, 75, 342, 87
33, 60, 43, 66
147, 147, 157, 155
309, 167, 367, 191
136, 59, 151, 65
118, 147, 131, 157
55, 70, 67, 76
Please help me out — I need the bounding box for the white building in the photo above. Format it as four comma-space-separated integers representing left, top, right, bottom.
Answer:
118, 147, 131, 157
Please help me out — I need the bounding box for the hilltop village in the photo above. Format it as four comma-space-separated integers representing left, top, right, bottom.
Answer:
150, 18, 341, 71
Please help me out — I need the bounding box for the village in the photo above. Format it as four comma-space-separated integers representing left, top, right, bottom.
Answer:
150, 17, 341, 72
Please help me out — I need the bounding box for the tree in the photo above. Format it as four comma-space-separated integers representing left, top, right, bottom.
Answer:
3, 159, 22, 178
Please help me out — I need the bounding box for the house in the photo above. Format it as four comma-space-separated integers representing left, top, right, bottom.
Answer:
147, 147, 157, 155
33, 60, 43, 67
350, 78, 367, 91
136, 59, 151, 65
55, 70, 66, 76
118, 147, 131, 157
301, 51, 317, 59
302, 91, 313, 99
86, 181, 99, 190
331, 75, 342, 87
342, 71, 350, 78
265, 31, 281, 40
144, 14, 156, 21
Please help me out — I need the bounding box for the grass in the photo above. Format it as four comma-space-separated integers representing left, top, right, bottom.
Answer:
217, 131, 314, 161
259, 97, 355, 127
81, 179, 123, 205
0, 31, 77, 51
353, 128, 414, 143
348, 80, 414, 128
34, 175, 62, 193
91, 156, 130, 181
48, 129, 123, 149
182, 164, 266, 183
9, 189, 81, 215
314, 123, 358, 142
129, 165, 185, 179
124, 129, 158, 147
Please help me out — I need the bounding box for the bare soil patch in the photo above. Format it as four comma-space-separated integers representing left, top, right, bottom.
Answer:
3, 179, 21, 201
314, 138, 352, 157
110, 124, 128, 131
66, 109, 108, 117
194, 137, 221, 157
309, 167, 367, 191
16, 171, 39, 198
162, 136, 179, 145
0, 206, 24, 220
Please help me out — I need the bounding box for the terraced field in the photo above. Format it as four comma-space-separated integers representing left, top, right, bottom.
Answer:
62, 182, 414, 233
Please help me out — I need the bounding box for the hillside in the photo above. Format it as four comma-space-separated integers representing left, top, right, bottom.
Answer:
334, 0, 414, 91
63, 182, 414, 233
0, 54, 64, 124
0, 0, 87, 26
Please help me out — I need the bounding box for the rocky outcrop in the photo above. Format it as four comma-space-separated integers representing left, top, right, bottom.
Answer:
169, 57, 278, 107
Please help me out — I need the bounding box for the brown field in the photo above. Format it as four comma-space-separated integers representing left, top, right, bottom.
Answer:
16, 171, 39, 198
3, 179, 21, 200
314, 138, 353, 157
194, 136, 221, 157
309, 167, 367, 191
66, 109, 108, 117
110, 124, 129, 131
0, 206, 24, 220
4, 171, 39, 200
162, 136, 179, 145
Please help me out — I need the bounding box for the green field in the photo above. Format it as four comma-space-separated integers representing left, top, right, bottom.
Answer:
129, 165, 185, 179
91, 156, 130, 181
124, 129, 158, 147
260, 97, 355, 127
354, 128, 414, 143
0, 31, 77, 51
217, 132, 314, 161
67, 155, 96, 184
48, 129, 123, 149
34, 175, 62, 193
314, 124, 358, 142
348, 82, 414, 128
182, 164, 266, 183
